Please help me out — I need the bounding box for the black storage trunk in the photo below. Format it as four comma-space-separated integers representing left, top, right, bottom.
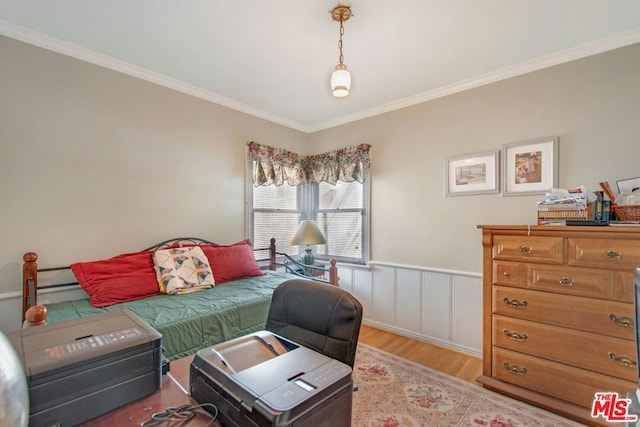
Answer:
9, 309, 162, 427
190, 331, 353, 427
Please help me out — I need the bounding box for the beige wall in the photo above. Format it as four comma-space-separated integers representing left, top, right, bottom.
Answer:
2, 34, 640, 299
0, 35, 307, 295
310, 43, 640, 272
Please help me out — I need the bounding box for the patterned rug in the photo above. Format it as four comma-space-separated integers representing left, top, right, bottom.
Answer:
352, 344, 585, 427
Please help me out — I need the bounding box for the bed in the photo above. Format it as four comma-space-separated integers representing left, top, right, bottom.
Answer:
21, 237, 339, 361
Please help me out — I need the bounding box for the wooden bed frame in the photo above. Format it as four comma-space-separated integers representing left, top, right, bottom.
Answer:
22, 237, 339, 324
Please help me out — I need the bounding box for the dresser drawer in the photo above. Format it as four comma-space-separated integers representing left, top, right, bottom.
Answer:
494, 262, 633, 302
493, 315, 636, 380
568, 238, 640, 270
493, 347, 636, 409
528, 264, 613, 300
493, 261, 524, 286
493, 235, 563, 264
493, 286, 635, 340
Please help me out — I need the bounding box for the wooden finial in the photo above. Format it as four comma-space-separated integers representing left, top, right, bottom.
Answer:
329, 258, 339, 287
24, 305, 47, 328
23, 252, 38, 263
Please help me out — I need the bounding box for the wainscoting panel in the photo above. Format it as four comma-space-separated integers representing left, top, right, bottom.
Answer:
346, 266, 373, 319
422, 271, 452, 343
338, 262, 482, 356
0, 292, 23, 333
370, 265, 395, 325
395, 268, 422, 332
451, 275, 482, 352
0, 285, 86, 333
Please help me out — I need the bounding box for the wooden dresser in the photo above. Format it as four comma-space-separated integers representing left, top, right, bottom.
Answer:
477, 225, 640, 425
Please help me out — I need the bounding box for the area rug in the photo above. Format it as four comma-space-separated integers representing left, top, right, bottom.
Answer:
352, 344, 585, 427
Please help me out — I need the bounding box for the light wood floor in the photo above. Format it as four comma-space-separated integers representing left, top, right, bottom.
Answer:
358, 324, 483, 384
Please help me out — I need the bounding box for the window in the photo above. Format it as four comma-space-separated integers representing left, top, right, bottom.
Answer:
246, 141, 371, 265
248, 179, 369, 264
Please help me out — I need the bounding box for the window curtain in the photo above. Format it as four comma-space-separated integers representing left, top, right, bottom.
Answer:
247, 142, 307, 186
247, 141, 371, 186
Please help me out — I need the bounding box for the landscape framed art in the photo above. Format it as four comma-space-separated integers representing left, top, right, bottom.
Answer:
445, 150, 499, 196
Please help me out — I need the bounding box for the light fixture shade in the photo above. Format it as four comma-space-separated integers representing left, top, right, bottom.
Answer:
331, 64, 351, 98
291, 220, 327, 246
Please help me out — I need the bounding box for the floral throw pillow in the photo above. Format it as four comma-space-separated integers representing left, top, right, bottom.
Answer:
153, 246, 215, 294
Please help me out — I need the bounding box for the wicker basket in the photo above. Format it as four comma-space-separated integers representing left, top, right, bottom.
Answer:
537, 206, 591, 224
612, 204, 640, 221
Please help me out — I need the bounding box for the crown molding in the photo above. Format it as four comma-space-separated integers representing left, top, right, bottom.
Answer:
0, 20, 308, 133
2, 19, 640, 134
306, 28, 640, 133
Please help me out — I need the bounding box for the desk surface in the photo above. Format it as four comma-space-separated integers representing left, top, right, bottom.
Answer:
82, 355, 217, 426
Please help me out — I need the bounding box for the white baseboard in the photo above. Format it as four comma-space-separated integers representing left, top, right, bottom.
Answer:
362, 319, 482, 357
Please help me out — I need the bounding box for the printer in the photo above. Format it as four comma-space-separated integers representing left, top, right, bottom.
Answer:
190, 330, 353, 427
9, 309, 162, 427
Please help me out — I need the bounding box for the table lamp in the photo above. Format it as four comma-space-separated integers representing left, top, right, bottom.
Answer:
291, 220, 326, 266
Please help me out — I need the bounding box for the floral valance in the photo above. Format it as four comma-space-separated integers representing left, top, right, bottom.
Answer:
247, 142, 371, 186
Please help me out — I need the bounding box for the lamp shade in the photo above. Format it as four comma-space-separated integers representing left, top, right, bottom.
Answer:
291, 220, 326, 246
331, 64, 351, 98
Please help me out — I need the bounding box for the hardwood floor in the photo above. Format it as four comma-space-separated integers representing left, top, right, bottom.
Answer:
358, 324, 483, 385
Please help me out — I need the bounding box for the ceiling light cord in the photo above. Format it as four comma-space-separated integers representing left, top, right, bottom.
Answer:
338, 20, 345, 66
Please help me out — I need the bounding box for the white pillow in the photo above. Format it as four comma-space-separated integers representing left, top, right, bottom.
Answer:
154, 246, 215, 294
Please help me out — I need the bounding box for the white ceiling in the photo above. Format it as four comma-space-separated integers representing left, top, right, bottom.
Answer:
2, 1, 640, 133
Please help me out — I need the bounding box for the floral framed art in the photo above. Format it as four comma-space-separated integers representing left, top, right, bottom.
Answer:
445, 150, 499, 196
502, 137, 558, 196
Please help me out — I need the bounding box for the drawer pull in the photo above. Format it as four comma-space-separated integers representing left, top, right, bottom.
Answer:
503, 297, 527, 308
558, 277, 573, 286
502, 329, 528, 341
609, 314, 634, 328
518, 245, 532, 255
503, 271, 511, 277
608, 352, 637, 368
604, 250, 621, 260
503, 362, 527, 375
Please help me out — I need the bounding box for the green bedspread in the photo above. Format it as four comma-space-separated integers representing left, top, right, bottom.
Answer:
43, 271, 294, 361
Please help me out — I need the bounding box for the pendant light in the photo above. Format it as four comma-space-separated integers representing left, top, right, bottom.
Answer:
330, 5, 352, 98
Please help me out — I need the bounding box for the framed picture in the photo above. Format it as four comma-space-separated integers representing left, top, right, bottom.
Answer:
503, 137, 558, 196
616, 176, 640, 194
445, 150, 499, 196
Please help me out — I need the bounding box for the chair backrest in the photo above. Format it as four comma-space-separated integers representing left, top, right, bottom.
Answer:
265, 279, 363, 368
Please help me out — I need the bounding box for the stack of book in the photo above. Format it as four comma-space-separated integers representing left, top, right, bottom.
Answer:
536, 189, 590, 224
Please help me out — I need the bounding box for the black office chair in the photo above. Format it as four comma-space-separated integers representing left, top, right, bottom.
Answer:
265, 279, 363, 368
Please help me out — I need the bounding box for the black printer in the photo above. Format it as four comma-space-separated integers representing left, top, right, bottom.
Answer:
9, 309, 162, 427
190, 330, 353, 427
